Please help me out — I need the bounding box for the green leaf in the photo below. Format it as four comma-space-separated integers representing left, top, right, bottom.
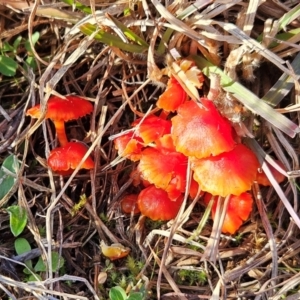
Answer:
61, 0, 92, 14
0, 56, 17, 77
14, 237, 33, 270
2, 41, 15, 52
12, 36, 22, 51
34, 252, 65, 272
24, 56, 37, 71
0, 154, 20, 201
25, 32, 40, 53
27, 273, 42, 282
6, 206, 27, 237
127, 292, 144, 300
14, 237, 31, 255
109, 286, 127, 300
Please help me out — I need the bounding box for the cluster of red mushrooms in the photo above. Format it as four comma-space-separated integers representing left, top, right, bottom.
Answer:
26, 60, 285, 236
114, 60, 285, 235
26, 96, 95, 175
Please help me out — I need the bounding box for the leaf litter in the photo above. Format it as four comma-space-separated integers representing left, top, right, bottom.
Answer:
0, 0, 300, 299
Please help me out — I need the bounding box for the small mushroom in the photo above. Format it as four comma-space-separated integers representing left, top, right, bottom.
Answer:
114, 132, 144, 162
132, 115, 172, 144
137, 185, 183, 221
171, 99, 235, 159
157, 76, 188, 112
47, 142, 94, 175
26, 95, 93, 146
204, 192, 253, 234
120, 194, 140, 215
191, 144, 259, 197
256, 159, 286, 186
100, 241, 130, 260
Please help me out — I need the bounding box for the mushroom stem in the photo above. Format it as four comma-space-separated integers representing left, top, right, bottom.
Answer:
53, 120, 68, 146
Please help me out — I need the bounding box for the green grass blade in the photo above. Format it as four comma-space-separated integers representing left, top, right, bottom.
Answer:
192, 55, 300, 138
61, 0, 92, 14
80, 23, 147, 53
107, 14, 149, 48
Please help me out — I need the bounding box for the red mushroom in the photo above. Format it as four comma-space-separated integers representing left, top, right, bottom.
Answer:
47, 142, 94, 175
26, 95, 93, 146
171, 99, 235, 159
132, 115, 172, 144
120, 194, 140, 215
137, 185, 183, 221
157, 76, 188, 112
256, 159, 286, 186
191, 144, 259, 197
204, 192, 253, 234
114, 132, 144, 162
137, 146, 188, 200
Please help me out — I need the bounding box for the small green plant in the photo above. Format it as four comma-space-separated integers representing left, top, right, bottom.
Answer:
109, 285, 146, 300
7, 206, 27, 237
177, 269, 208, 286
0, 32, 40, 77
14, 237, 65, 281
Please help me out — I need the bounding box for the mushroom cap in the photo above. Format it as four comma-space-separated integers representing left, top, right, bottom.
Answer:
204, 192, 253, 234
157, 76, 188, 112
132, 115, 172, 144
114, 132, 143, 161
100, 241, 130, 261
191, 144, 259, 197
256, 159, 286, 186
26, 95, 93, 121
47, 142, 94, 175
137, 185, 183, 221
171, 99, 235, 158
120, 194, 140, 215
137, 146, 188, 200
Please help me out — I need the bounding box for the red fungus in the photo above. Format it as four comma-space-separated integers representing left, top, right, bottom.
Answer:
256, 159, 286, 186
26, 95, 93, 146
204, 192, 253, 234
191, 144, 259, 197
47, 142, 94, 175
137, 185, 184, 221
171, 99, 235, 159
132, 115, 172, 144
138, 146, 188, 200
114, 132, 143, 161
120, 194, 140, 215
157, 76, 188, 112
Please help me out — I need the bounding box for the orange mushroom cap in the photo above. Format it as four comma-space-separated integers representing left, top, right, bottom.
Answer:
26, 95, 93, 121
26, 95, 93, 146
171, 98, 235, 158
132, 115, 172, 144
204, 192, 253, 234
137, 146, 188, 200
191, 144, 259, 197
114, 132, 143, 162
47, 142, 94, 175
157, 76, 188, 112
137, 185, 184, 221
120, 194, 140, 215
256, 159, 286, 186
100, 241, 130, 261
